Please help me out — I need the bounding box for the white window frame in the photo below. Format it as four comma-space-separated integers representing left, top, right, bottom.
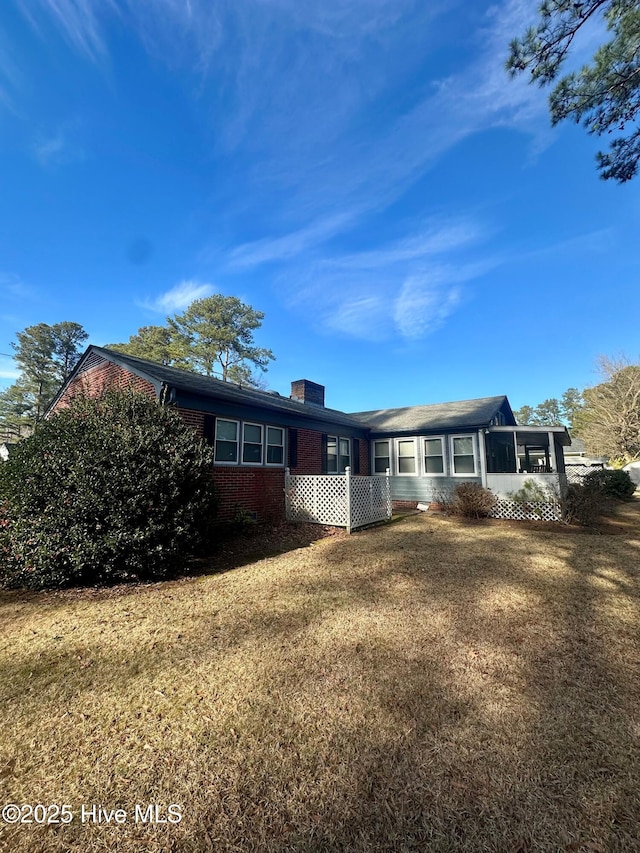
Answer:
373, 439, 391, 475
423, 436, 446, 477
395, 438, 418, 476
213, 420, 287, 468
214, 418, 240, 465
327, 435, 351, 475
449, 434, 478, 476
241, 422, 264, 466
266, 426, 285, 467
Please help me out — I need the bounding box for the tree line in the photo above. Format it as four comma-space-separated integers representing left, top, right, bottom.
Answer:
2, 300, 638, 465
0, 295, 274, 440
515, 356, 640, 464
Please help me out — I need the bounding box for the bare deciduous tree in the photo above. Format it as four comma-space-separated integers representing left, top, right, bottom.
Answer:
578, 355, 640, 462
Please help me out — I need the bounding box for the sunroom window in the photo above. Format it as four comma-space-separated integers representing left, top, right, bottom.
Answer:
424, 437, 445, 474
373, 440, 390, 473
452, 435, 476, 475
397, 439, 416, 474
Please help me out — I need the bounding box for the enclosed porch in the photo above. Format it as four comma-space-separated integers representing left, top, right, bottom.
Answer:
483, 425, 570, 500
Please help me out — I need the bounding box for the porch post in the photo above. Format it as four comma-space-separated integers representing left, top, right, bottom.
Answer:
548, 431, 558, 473
478, 430, 488, 488
386, 467, 392, 519
513, 431, 520, 473
345, 466, 352, 534
285, 467, 291, 521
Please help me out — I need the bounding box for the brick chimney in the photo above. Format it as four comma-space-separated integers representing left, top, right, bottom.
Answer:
290, 379, 325, 407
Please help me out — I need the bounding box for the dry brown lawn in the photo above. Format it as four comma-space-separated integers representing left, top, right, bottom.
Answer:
1, 501, 640, 852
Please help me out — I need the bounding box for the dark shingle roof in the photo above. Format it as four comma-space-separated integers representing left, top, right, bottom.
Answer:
349, 396, 508, 434
87, 347, 367, 430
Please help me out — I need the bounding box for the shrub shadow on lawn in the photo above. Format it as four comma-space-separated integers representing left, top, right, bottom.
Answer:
2, 506, 640, 852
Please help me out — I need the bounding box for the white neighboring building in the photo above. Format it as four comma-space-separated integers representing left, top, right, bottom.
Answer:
564, 437, 608, 469
623, 461, 640, 488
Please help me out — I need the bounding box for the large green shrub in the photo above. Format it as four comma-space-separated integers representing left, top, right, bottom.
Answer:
0, 391, 217, 589
582, 468, 636, 501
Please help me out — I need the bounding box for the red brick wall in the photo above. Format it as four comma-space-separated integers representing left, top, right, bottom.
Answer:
291, 428, 323, 474
212, 467, 285, 523
290, 429, 369, 475
177, 407, 206, 436
358, 438, 370, 476
52, 359, 156, 411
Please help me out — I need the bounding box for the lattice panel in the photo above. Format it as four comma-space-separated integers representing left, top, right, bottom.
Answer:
490, 499, 562, 522
285, 475, 348, 526
285, 471, 392, 530
349, 475, 392, 529
565, 466, 602, 484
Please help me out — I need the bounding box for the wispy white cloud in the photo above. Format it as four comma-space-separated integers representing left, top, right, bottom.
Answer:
393, 275, 462, 341
227, 212, 356, 269
33, 128, 66, 166
141, 280, 215, 313
275, 217, 501, 342
329, 220, 490, 271
0, 272, 33, 301
17, 0, 118, 61
200, 0, 551, 274
391, 261, 501, 340
0, 29, 21, 110
18, 0, 223, 72
31, 121, 86, 167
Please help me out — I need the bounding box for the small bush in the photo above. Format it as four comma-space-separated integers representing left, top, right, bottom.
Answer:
0, 391, 218, 589
507, 478, 559, 519
561, 483, 610, 527
509, 478, 555, 504
451, 483, 496, 519
582, 468, 636, 500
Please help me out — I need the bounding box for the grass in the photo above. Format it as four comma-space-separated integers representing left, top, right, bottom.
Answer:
1, 501, 640, 852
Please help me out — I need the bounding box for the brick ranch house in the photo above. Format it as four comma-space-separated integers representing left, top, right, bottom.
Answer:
49, 346, 571, 523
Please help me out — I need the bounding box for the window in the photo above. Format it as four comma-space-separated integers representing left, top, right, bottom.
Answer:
339, 438, 350, 472
397, 439, 416, 474
373, 440, 390, 474
214, 419, 285, 467
327, 436, 338, 472
266, 427, 284, 465
215, 419, 239, 463
242, 423, 263, 464
424, 437, 445, 474
326, 435, 351, 474
451, 435, 476, 475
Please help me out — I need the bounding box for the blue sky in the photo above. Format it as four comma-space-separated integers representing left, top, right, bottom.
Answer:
1, 0, 638, 414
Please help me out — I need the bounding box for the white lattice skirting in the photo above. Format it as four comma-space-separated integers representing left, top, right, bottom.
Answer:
285, 468, 392, 532
490, 499, 563, 522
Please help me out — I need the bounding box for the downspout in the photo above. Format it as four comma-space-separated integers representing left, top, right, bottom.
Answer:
159, 383, 176, 406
